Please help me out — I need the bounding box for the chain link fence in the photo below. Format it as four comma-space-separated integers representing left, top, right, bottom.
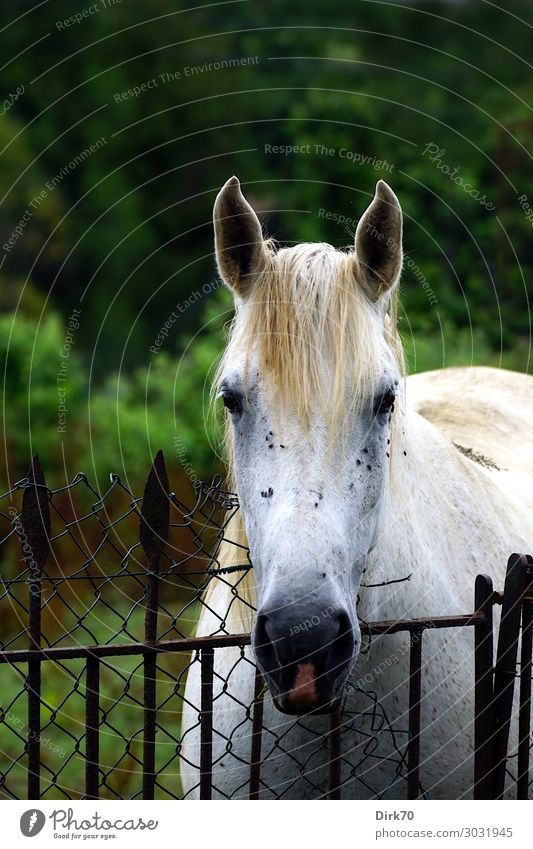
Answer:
0, 452, 531, 800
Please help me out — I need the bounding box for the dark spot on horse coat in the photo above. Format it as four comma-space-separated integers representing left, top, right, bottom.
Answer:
356, 459, 361, 466
279, 444, 285, 449
261, 487, 274, 498
367, 465, 372, 471
453, 442, 502, 470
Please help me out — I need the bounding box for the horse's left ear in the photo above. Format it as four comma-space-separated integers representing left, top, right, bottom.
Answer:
355, 180, 403, 303
213, 176, 267, 298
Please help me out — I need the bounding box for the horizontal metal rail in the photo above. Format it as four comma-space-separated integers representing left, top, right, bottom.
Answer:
0, 633, 251, 664
0, 612, 489, 665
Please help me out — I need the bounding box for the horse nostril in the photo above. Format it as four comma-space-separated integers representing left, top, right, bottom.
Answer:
329, 610, 355, 676
254, 614, 269, 649
253, 614, 280, 676
336, 609, 352, 638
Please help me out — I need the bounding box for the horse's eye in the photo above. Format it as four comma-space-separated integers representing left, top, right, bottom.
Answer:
222, 390, 242, 414
374, 388, 396, 416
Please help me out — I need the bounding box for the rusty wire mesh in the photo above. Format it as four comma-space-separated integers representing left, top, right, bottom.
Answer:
0, 452, 244, 799
0, 452, 530, 800
0, 451, 422, 800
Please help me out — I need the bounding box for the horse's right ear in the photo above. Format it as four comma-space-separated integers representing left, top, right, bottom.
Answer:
213, 176, 266, 297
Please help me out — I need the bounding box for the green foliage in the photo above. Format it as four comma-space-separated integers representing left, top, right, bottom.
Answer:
0, 0, 531, 490
0, 311, 86, 469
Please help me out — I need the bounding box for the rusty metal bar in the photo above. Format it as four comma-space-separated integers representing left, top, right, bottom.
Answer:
200, 647, 214, 799
407, 630, 423, 799
360, 612, 485, 634
143, 650, 157, 801
27, 656, 41, 800
360, 613, 483, 636
0, 613, 489, 667
474, 574, 495, 799
140, 451, 169, 800
22, 456, 50, 800
492, 554, 529, 799
0, 633, 251, 664
143, 654, 157, 799
517, 596, 533, 799
328, 701, 342, 799
249, 667, 264, 799
85, 654, 100, 799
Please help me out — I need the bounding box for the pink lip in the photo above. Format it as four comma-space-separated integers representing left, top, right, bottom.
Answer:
287, 662, 320, 708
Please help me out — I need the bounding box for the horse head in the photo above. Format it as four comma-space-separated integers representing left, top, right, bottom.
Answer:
214, 177, 403, 713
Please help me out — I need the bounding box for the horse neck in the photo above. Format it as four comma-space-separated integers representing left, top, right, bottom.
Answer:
361, 401, 512, 622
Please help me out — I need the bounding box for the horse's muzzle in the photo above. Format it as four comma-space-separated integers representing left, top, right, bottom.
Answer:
253, 605, 356, 714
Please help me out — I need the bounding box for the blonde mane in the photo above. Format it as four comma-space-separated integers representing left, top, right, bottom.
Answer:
207, 241, 404, 632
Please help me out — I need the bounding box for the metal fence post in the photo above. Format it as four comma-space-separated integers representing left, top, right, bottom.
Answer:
474, 574, 495, 799
85, 655, 100, 799
140, 451, 169, 800
517, 557, 533, 799
328, 701, 342, 799
21, 456, 50, 800
199, 647, 214, 799
407, 629, 423, 799
491, 554, 530, 799
249, 666, 265, 799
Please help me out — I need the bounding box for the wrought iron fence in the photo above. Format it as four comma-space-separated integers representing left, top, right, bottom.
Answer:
0, 452, 531, 800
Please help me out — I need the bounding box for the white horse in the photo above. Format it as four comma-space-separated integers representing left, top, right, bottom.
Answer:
181, 177, 533, 799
